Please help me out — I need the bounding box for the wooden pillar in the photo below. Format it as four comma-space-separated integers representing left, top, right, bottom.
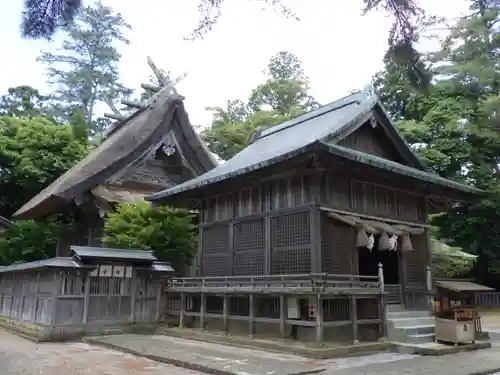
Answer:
19, 275, 27, 319
179, 292, 186, 328
50, 271, 63, 328
426, 265, 433, 310
264, 216, 271, 274
351, 295, 359, 344
31, 272, 41, 322
280, 295, 286, 339
223, 295, 229, 334
315, 295, 323, 342
310, 206, 322, 273
82, 272, 91, 324
249, 293, 255, 338
9, 274, 15, 317
155, 280, 163, 322
228, 224, 234, 276
129, 270, 137, 323
200, 292, 206, 331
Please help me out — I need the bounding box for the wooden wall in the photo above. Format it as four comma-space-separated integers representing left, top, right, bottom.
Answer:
197, 165, 428, 278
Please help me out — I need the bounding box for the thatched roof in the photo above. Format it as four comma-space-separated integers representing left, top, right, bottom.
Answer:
14, 88, 217, 219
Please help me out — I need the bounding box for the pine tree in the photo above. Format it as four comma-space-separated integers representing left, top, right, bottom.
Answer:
37, 1, 132, 134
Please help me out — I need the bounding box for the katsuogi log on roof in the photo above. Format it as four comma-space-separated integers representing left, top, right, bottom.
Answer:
14, 62, 218, 220
147, 86, 481, 206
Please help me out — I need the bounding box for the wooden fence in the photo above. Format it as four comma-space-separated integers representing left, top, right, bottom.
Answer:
475, 292, 500, 309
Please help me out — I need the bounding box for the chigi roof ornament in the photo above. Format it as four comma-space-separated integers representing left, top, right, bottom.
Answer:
103, 56, 188, 123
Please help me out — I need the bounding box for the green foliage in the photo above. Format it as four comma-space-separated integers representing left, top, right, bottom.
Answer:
374, 0, 500, 285
0, 116, 89, 216
0, 86, 51, 118
103, 202, 198, 274
0, 219, 73, 265
202, 51, 317, 160
37, 1, 132, 134
430, 235, 476, 278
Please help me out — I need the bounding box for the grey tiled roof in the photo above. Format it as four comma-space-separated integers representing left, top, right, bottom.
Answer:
0, 257, 90, 273
71, 246, 157, 262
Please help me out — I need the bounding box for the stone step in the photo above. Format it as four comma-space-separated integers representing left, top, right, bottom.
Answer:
406, 333, 435, 344
387, 304, 406, 312
387, 310, 432, 320
390, 316, 435, 328
399, 324, 435, 336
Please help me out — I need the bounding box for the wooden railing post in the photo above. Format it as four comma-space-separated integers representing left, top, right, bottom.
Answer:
223, 295, 229, 334
351, 295, 358, 344
378, 262, 387, 338
426, 265, 433, 310
179, 292, 186, 328
248, 277, 255, 337
200, 279, 206, 331
315, 294, 323, 342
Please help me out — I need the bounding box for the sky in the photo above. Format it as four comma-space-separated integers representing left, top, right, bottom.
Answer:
0, 0, 471, 127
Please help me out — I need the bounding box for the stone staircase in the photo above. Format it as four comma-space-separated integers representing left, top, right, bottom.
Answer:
386, 304, 435, 344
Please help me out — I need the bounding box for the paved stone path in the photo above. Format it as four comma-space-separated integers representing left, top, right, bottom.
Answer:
87, 334, 419, 374
0, 329, 203, 375
88, 334, 500, 375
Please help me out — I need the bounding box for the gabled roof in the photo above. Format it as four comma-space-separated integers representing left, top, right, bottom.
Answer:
147, 88, 480, 203
14, 88, 218, 219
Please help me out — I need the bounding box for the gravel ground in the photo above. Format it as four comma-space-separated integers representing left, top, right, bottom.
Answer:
0, 329, 203, 375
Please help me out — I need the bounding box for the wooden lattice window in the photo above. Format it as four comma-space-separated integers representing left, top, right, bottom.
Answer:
201, 224, 230, 276
233, 219, 265, 275
270, 212, 311, 274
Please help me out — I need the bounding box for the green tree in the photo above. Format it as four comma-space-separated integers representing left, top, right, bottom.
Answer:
202, 51, 317, 160
431, 237, 476, 278
374, 0, 500, 285
0, 86, 50, 118
103, 202, 198, 274
0, 219, 71, 265
37, 1, 132, 133
0, 116, 89, 216
248, 51, 318, 115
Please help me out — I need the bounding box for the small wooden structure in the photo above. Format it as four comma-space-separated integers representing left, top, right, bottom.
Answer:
148, 87, 481, 344
433, 279, 493, 341
12, 58, 217, 257
0, 246, 173, 339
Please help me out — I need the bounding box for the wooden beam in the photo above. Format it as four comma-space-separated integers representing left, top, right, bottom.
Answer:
104, 97, 120, 114
141, 82, 161, 92
319, 206, 433, 229
121, 99, 144, 109
147, 56, 169, 87
104, 112, 126, 121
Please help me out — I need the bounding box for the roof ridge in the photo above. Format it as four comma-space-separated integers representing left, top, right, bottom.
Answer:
253, 91, 368, 142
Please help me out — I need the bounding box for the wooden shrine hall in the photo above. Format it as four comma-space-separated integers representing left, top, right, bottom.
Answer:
147, 87, 481, 344
13, 58, 218, 257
